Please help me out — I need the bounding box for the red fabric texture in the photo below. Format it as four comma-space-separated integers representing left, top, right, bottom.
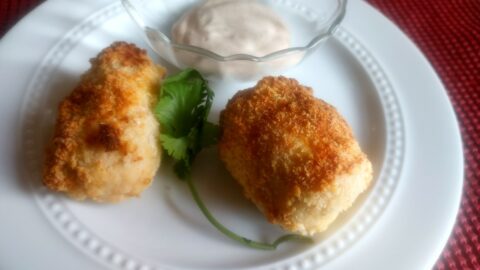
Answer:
0, 0, 478, 269
0, 0, 40, 36
368, 2, 480, 269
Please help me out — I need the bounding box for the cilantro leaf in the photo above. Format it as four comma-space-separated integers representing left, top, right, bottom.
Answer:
159, 134, 189, 161
155, 68, 218, 179
155, 69, 205, 137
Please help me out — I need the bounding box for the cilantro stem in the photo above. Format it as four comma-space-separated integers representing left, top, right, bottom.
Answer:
186, 176, 313, 250
158, 68, 312, 250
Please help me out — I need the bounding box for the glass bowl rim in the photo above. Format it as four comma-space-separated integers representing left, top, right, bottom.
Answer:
122, 0, 348, 62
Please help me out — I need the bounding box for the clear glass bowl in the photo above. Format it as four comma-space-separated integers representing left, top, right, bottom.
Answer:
122, 0, 347, 80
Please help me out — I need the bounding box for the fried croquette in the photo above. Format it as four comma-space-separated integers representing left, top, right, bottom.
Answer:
43, 42, 165, 202
218, 77, 373, 235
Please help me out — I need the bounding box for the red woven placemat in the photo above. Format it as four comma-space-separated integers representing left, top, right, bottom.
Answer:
1, 0, 478, 269
0, 0, 40, 35
367, 2, 480, 269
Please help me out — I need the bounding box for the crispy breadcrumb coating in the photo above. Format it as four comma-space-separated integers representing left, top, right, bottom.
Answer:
43, 42, 165, 202
219, 77, 373, 235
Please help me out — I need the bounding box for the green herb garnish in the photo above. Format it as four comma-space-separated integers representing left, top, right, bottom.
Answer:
155, 68, 312, 250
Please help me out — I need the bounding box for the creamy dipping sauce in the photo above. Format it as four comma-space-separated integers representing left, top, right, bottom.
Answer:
172, 0, 291, 57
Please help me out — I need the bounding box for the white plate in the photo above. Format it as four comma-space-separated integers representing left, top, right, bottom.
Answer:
0, 0, 463, 269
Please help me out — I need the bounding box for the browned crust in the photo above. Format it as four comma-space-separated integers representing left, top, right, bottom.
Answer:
42, 42, 164, 195
85, 123, 122, 152
219, 76, 367, 224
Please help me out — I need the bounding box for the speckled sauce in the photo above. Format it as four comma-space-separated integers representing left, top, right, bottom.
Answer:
172, 0, 290, 57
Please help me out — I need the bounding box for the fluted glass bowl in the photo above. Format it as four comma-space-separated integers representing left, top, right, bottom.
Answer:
122, 0, 347, 80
